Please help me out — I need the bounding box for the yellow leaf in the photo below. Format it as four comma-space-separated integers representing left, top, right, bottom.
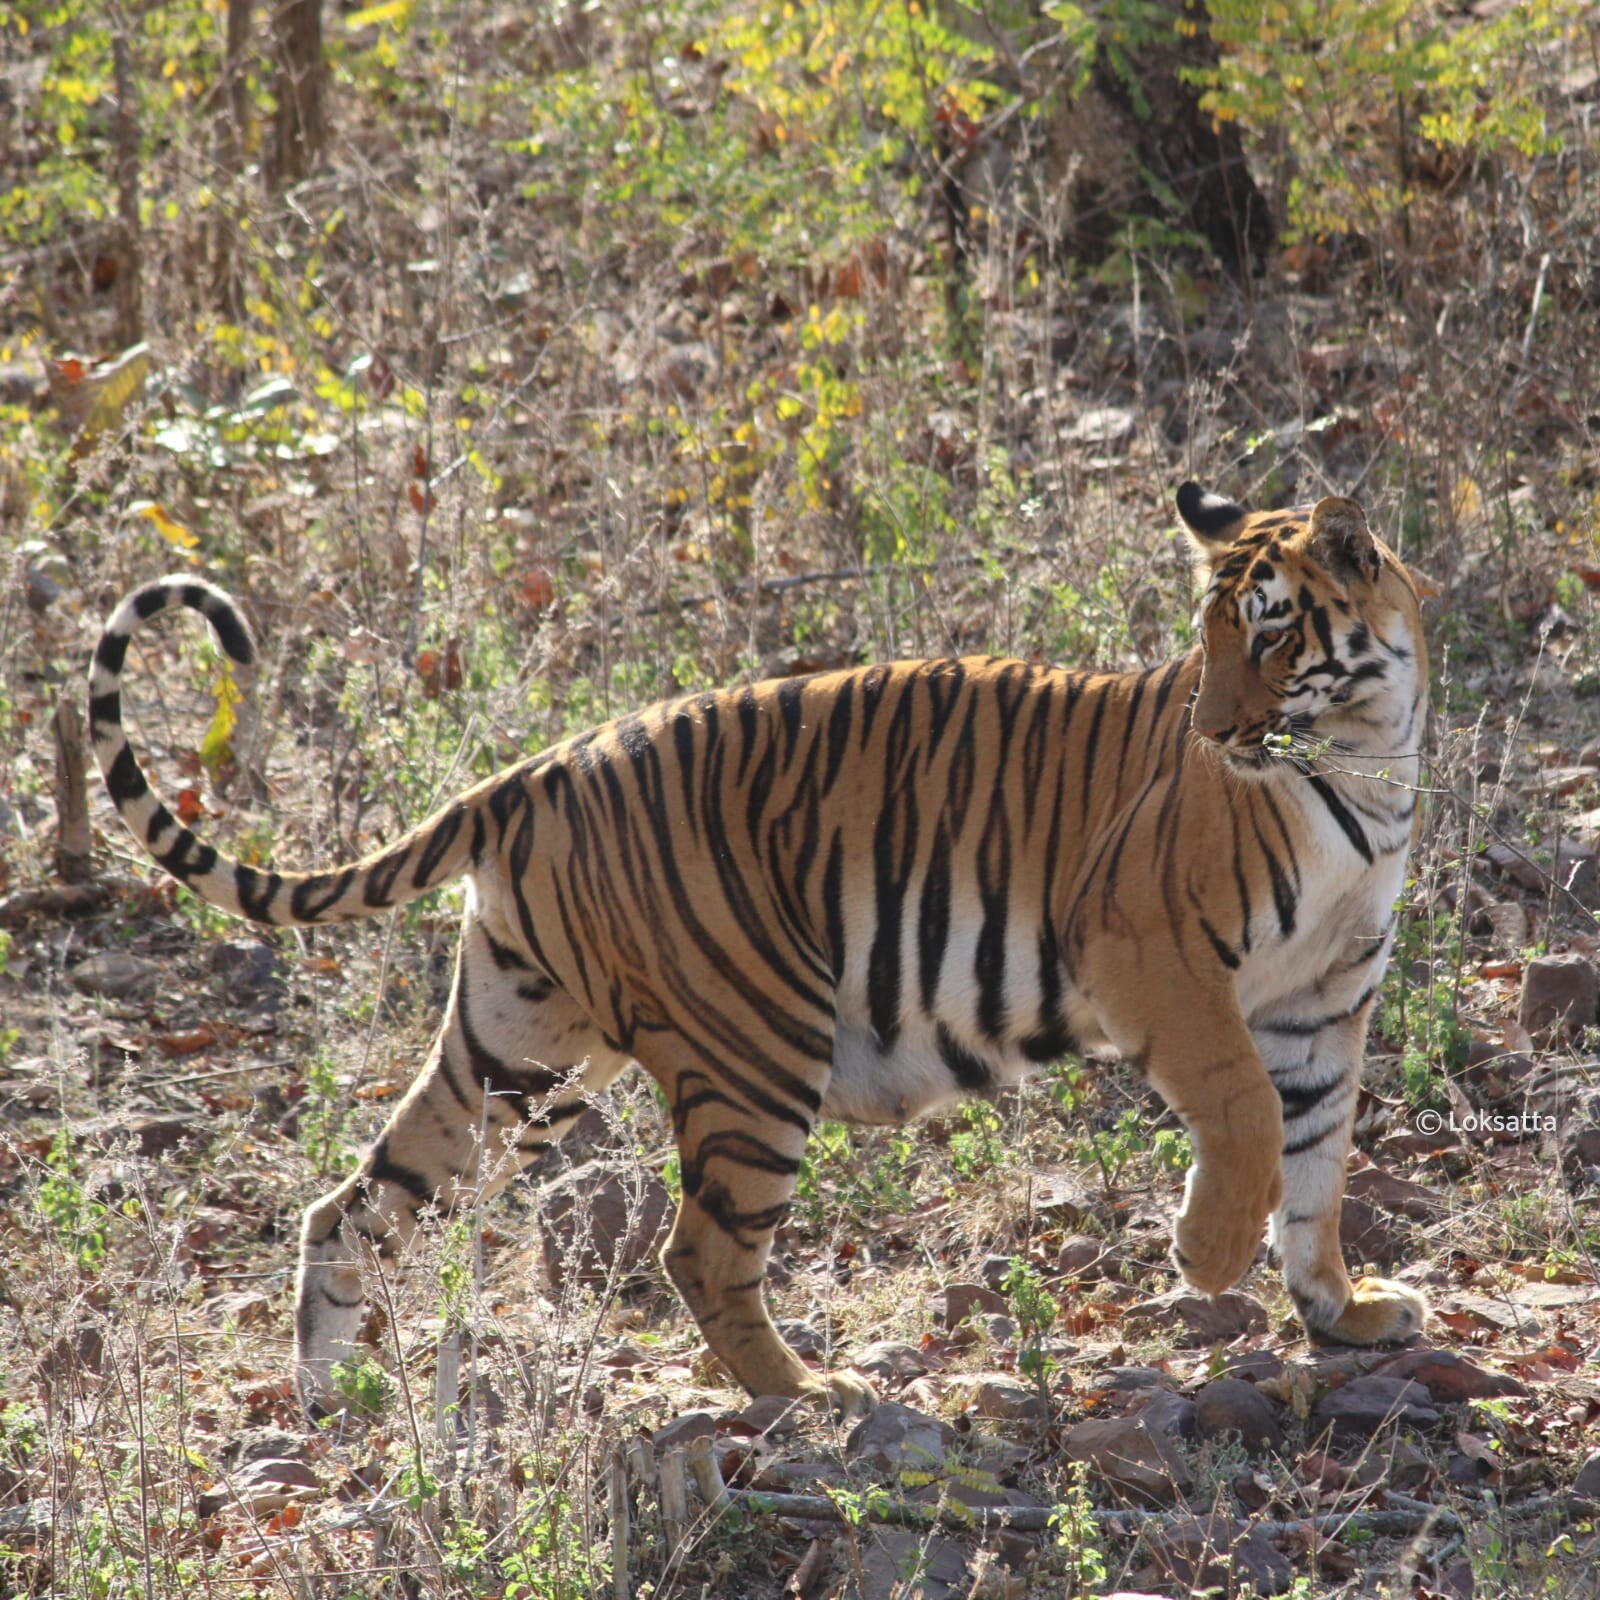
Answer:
345, 0, 411, 27
199, 668, 242, 771
130, 499, 200, 548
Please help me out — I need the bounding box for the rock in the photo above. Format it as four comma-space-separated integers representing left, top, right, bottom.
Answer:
949, 1311, 1015, 1348
220, 1427, 312, 1468
1135, 1513, 1293, 1597
1443, 1293, 1543, 1338
92, 1112, 210, 1157
209, 938, 284, 995
197, 1456, 322, 1519
1218, 1349, 1284, 1384
536, 1159, 672, 1291
1057, 1234, 1117, 1279
947, 1373, 1045, 1422
1435, 1557, 1477, 1600
1344, 1165, 1444, 1222
1065, 405, 1136, 448
652, 1412, 716, 1452
1573, 1449, 1600, 1500
1138, 1390, 1197, 1443
1339, 1196, 1409, 1270
1478, 899, 1530, 949
1518, 953, 1599, 1042
1126, 1289, 1269, 1344
1370, 1348, 1528, 1403
1029, 1167, 1097, 1228
774, 1318, 829, 1358
1098, 1365, 1176, 1394
846, 1403, 958, 1478
854, 1340, 929, 1383
857, 1528, 969, 1599
1192, 1378, 1284, 1453
936, 1282, 1009, 1328
1580, 739, 1600, 770
738, 1395, 804, 1437
1062, 1412, 1191, 1506
69, 951, 160, 998
979, 1254, 1016, 1292
1313, 1376, 1440, 1442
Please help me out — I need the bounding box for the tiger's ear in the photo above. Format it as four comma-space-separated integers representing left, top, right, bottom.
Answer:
1309, 495, 1381, 583
1175, 481, 1247, 583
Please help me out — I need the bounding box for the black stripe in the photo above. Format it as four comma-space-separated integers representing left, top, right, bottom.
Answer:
236, 864, 279, 921
936, 1023, 993, 1092
413, 805, 464, 886
105, 743, 148, 803
1197, 915, 1240, 969
291, 868, 355, 921
1306, 775, 1373, 862
134, 584, 169, 620
94, 632, 129, 676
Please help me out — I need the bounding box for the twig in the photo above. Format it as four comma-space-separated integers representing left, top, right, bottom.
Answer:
607, 1447, 630, 1600
725, 1488, 1465, 1540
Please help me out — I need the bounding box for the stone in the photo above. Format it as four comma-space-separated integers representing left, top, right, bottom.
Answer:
1478, 900, 1530, 949
854, 1340, 930, 1383
1518, 953, 1599, 1042
846, 1403, 958, 1479
1192, 1378, 1284, 1453
651, 1412, 716, 1453
209, 938, 284, 995
738, 1395, 804, 1437
947, 1373, 1045, 1422
1370, 1348, 1528, 1403
1065, 405, 1136, 448
936, 1282, 1009, 1328
1062, 1412, 1191, 1506
1572, 1449, 1600, 1500
856, 1528, 969, 1600
774, 1318, 828, 1358
1218, 1349, 1284, 1384
197, 1456, 322, 1519
1344, 1164, 1444, 1222
1134, 1513, 1293, 1597
69, 951, 160, 998
1579, 739, 1600, 770
1057, 1234, 1116, 1278
1098, 1365, 1176, 1394
1313, 1376, 1440, 1442
1137, 1390, 1197, 1443
1339, 1196, 1408, 1270
1126, 1289, 1268, 1344
536, 1159, 672, 1291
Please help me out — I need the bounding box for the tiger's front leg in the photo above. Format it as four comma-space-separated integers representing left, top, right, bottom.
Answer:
1268, 1009, 1426, 1344
1090, 958, 1284, 1295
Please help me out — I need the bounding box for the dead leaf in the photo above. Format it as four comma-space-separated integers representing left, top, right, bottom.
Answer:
156, 1024, 217, 1058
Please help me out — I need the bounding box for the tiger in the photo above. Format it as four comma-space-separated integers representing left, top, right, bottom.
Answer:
89, 482, 1428, 1418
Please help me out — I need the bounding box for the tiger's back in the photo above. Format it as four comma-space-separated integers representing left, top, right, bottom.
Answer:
91, 483, 1428, 1415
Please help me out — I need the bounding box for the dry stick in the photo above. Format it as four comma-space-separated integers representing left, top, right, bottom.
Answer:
658, 1446, 691, 1560
723, 1488, 1466, 1542
51, 698, 92, 884
607, 1447, 630, 1600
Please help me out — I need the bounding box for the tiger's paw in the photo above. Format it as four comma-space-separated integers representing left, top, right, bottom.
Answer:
802, 1368, 876, 1420
1172, 1163, 1281, 1295
1307, 1276, 1426, 1346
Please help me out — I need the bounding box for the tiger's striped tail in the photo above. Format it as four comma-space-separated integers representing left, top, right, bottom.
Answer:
89, 576, 479, 926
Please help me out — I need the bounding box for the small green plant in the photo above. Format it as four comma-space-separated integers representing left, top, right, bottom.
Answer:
35, 1130, 109, 1272
1003, 1257, 1061, 1414
299, 1050, 358, 1176
1050, 1460, 1108, 1599
330, 1352, 392, 1417
0, 931, 16, 1062
948, 1100, 1005, 1182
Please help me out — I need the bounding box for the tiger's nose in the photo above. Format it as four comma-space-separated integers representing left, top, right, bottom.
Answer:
1193, 715, 1235, 743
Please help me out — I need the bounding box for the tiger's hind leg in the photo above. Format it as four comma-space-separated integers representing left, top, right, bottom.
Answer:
1266, 1010, 1426, 1345
647, 1049, 874, 1418
295, 916, 628, 1415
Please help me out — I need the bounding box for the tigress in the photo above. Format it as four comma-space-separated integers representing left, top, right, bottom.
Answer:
89, 482, 1428, 1417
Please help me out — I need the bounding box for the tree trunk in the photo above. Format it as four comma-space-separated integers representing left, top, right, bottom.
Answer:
112, 32, 142, 345
272, 0, 324, 185
213, 0, 252, 313
1051, 0, 1271, 277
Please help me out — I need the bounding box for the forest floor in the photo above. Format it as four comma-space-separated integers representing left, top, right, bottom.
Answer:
3, 3, 1600, 1597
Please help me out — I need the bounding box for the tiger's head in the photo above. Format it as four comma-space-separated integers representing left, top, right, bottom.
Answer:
1175, 482, 1427, 774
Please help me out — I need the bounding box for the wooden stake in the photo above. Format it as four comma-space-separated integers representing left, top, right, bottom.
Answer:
52, 698, 92, 884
